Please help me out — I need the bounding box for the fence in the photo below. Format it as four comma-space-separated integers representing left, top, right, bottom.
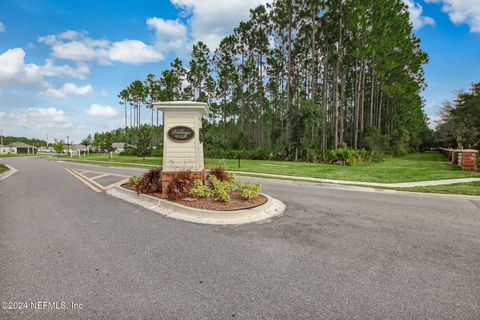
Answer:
439, 148, 478, 171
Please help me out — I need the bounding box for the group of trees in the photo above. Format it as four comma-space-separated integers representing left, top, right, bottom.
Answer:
111, 0, 430, 161
86, 126, 161, 159
435, 83, 480, 150
0, 136, 47, 147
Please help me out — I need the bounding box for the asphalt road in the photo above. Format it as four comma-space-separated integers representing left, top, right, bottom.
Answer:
1, 157, 479, 319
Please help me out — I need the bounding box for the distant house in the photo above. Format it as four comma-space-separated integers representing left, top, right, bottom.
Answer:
112, 143, 125, 153
37, 146, 54, 153
0, 142, 37, 154
70, 144, 87, 154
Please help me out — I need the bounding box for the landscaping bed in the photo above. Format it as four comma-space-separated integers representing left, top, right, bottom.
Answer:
124, 167, 266, 211
122, 182, 267, 211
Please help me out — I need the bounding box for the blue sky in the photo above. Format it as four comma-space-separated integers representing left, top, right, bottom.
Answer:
0, 0, 479, 143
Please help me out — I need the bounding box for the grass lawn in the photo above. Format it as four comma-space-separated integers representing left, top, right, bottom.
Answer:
392, 182, 480, 196
208, 152, 477, 183
0, 164, 9, 174
48, 151, 477, 183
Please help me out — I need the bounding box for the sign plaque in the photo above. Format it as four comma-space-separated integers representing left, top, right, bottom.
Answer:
167, 126, 195, 142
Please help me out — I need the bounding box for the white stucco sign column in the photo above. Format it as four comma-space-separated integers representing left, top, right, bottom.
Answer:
153, 101, 209, 189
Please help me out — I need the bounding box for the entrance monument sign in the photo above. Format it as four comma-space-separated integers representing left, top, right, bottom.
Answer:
153, 101, 209, 191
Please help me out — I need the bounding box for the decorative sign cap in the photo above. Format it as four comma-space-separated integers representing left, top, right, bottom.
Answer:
152, 101, 209, 116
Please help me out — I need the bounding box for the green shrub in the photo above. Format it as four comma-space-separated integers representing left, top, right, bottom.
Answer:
327, 147, 357, 165
120, 145, 137, 156
189, 179, 213, 198
229, 174, 243, 191
208, 175, 231, 202
364, 125, 389, 161
231, 174, 262, 200
239, 182, 261, 200
205, 147, 284, 161
356, 149, 373, 162
214, 187, 230, 202
151, 146, 163, 157
128, 176, 141, 185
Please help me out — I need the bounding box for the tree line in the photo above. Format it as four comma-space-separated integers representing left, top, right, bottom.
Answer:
435, 82, 480, 150
0, 136, 47, 147
108, 0, 430, 161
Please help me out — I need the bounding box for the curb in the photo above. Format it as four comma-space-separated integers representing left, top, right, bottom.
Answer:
0, 164, 18, 181
106, 186, 286, 225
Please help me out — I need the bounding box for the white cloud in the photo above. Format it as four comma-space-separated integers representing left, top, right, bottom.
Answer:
0, 107, 73, 129
147, 17, 189, 54
0, 48, 91, 89
426, 0, 480, 32
0, 48, 46, 86
0, 21, 5, 33
171, 0, 269, 49
58, 30, 80, 40
39, 28, 166, 65
109, 40, 164, 64
39, 31, 111, 65
40, 59, 90, 80
86, 104, 118, 118
403, 0, 436, 30
41, 83, 94, 98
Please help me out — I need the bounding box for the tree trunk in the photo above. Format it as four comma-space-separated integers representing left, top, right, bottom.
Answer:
339, 72, 345, 147
369, 72, 375, 126
285, 3, 293, 150
358, 62, 365, 147
138, 103, 141, 127
321, 54, 328, 159
354, 63, 360, 149
311, 1, 317, 101
333, 59, 339, 149
378, 91, 383, 131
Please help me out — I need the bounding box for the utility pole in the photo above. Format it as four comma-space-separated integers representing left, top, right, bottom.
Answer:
67, 135, 70, 157
0, 129, 3, 146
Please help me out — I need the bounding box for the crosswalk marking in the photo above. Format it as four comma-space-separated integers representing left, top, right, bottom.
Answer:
65, 168, 130, 193
65, 168, 102, 192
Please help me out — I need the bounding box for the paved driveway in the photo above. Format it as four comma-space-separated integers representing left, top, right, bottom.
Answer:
1, 157, 479, 319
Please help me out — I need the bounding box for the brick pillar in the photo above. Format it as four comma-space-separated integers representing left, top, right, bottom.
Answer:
451, 150, 459, 164
460, 150, 478, 171
161, 170, 205, 192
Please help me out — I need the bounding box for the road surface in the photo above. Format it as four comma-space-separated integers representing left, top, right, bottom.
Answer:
1, 157, 479, 319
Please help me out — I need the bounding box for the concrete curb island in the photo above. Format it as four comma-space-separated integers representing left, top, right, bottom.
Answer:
107, 186, 286, 225
0, 164, 18, 181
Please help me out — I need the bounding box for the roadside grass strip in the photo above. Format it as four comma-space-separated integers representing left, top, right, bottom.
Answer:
65, 168, 130, 192
0, 164, 17, 181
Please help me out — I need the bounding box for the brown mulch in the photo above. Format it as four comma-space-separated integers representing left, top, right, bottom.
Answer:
121, 183, 267, 211
122, 183, 137, 192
